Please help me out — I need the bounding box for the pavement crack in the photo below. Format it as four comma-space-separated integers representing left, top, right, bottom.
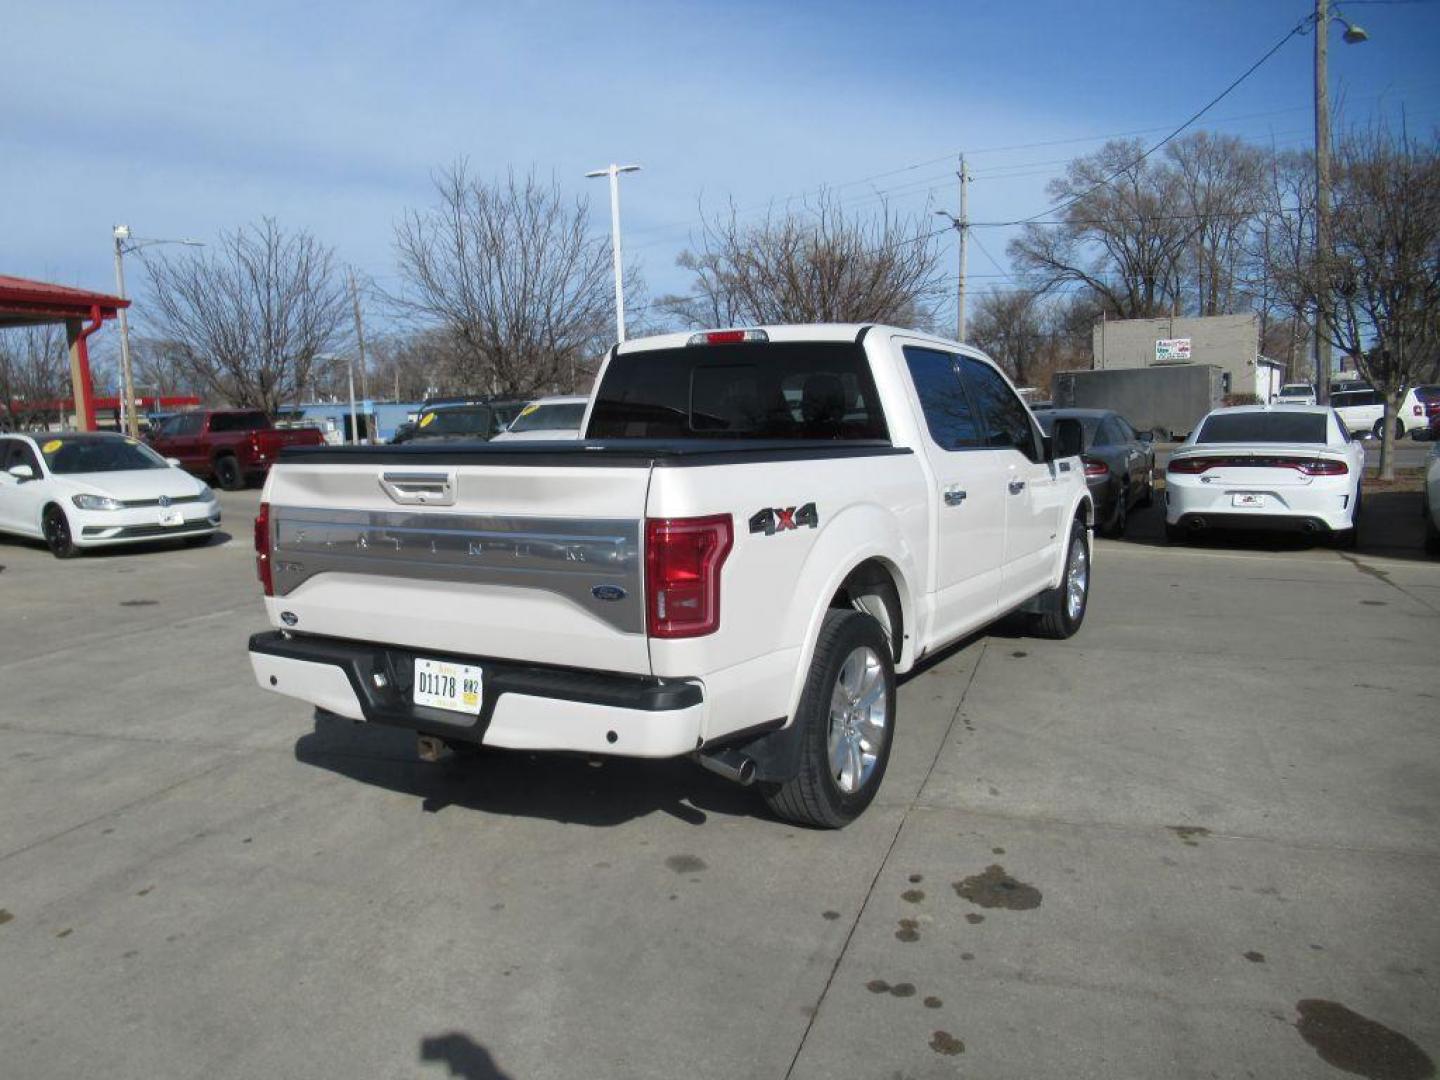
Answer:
782, 641, 989, 1080
0, 758, 238, 865
1335, 552, 1440, 615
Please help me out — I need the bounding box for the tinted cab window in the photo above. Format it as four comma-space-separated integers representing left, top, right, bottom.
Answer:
903, 347, 982, 450
959, 357, 1042, 462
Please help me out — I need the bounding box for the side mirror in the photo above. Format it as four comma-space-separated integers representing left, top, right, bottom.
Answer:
1137, 430, 1154, 444
7, 464, 36, 481
1050, 417, 1084, 459
165, 457, 182, 467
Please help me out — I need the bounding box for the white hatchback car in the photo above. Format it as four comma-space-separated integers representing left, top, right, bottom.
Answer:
0, 431, 221, 558
1165, 405, 1364, 544
489, 396, 588, 442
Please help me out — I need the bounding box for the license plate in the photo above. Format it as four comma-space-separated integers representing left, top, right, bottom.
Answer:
413, 657, 483, 716
159, 507, 185, 526
1232, 493, 1266, 508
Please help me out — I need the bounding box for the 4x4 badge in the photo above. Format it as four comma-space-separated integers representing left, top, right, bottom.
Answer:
749, 502, 818, 537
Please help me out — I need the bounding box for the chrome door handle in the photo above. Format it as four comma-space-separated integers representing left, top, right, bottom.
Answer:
1008, 480, 1026, 495
943, 488, 967, 506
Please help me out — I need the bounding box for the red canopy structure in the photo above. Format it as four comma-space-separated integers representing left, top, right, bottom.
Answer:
0, 274, 131, 431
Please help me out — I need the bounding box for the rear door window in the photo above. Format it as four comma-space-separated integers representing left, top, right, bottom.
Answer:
903, 347, 982, 450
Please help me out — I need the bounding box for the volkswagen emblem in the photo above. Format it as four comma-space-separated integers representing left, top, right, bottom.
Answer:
158, 495, 172, 507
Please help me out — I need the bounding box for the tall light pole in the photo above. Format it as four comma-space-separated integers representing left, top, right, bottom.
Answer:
1312, 1, 1368, 404
935, 155, 970, 342
585, 163, 641, 342
113, 226, 204, 436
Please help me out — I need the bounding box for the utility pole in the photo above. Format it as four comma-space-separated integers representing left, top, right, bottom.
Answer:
585, 164, 641, 343
957, 154, 969, 343
112, 228, 139, 438
934, 155, 971, 343
349, 269, 370, 430
1314, 0, 1332, 404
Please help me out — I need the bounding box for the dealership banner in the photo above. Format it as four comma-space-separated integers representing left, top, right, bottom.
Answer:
1155, 338, 1192, 361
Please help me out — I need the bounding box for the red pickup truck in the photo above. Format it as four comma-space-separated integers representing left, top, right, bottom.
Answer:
147, 409, 325, 489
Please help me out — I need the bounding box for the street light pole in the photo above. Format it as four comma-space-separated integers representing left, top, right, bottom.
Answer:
112, 226, 204, 437
586, 164, 641, 343
112, 226, 138, 438
1312, 0, 1368, 404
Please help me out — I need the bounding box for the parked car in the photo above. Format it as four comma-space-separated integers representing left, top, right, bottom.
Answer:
1423, 441, 1440, 555
1165, 405, 1364, 545
0, 431, 220, 558
1274, 383, 1317, 406
1033, 408, 1154, 537
147, 409, 325, 490
1330, 385, 1437, 440
490, 396, 588, 442
248, 324, 1093, 828
396, 403, 500, 443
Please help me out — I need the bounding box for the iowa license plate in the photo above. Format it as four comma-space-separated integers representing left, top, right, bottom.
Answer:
413, 657, 483, 716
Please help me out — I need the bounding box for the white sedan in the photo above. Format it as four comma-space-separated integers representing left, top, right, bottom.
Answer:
489, 396, 588, 442
0, 431, 221, 558
1165, 405, 1364, 545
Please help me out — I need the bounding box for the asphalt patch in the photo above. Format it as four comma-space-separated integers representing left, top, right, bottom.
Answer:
1168, 825, 1211, 847
952, 864, 1042, 911
895, 918, 920, 942
930, 1031, 965, 1056
664, 854, 707, 874
1244, 951, 1266, 963
1295, 999, 1434, 1080
119, 599, 159, 607
901, 889, 925, 903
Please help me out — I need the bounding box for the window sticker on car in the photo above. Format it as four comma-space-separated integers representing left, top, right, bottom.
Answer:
749, 502, 819, 536
42, 439, 62, 454
418, 413, 436, 428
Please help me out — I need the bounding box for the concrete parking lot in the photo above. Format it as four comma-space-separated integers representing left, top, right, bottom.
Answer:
1, 489, 1437, 1080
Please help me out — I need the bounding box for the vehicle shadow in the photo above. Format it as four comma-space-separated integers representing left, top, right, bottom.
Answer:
294, 710, 765, 828
418, 1032, 514, 1080
1113, 492, 1435, 563
0, 529, 232, 558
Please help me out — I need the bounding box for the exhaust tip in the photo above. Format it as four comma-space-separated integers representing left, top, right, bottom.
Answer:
695, 749, 757, 786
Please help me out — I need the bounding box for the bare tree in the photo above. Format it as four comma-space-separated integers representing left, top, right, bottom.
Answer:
1301, 127, 1440, 479
1009, 139, 1198, 318
0, 323, 70, 429
658, 192, 945, 330
392, 164, 615, 398
1166, 132, 1268, 316
1250, 149, 1319, 382
969, 289, 1047, 384
141, 219, 351, 414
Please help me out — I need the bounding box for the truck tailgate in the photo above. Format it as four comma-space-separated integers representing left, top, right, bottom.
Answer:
262, 459, 652, 675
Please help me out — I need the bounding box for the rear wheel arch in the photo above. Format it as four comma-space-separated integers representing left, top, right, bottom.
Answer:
829, 558, 907, 666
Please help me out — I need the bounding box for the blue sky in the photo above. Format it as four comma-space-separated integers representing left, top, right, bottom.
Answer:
3, 0, 1437, 333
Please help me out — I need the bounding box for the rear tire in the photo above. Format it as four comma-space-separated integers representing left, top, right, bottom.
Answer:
1029, 517, 1090, 639
1101, 485, 1128, 538
215, 455, 243, 491
1137, 473, 1154, 508
43, 506, 80, 559
760, 610, 896, 829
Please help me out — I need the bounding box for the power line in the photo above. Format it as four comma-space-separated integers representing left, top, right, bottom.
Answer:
990, 14, 1315, 229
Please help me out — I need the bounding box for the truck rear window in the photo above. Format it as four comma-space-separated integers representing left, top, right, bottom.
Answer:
587, 342, 888, 440
209, 412, 270, 433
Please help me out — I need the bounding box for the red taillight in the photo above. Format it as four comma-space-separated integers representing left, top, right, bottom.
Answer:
645, 515, 733, 638
686, 329, 769, 346
1298, 459, 1348, 476
254, 501, 273, 596
1167, 457, 1214, 474
1082, 456, 1109, 479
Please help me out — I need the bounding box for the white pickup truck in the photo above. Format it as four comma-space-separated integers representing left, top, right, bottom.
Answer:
249, 325, 1093, 827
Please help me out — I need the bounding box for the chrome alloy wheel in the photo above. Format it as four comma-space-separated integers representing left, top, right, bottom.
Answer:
827, 645, 888, 794
1065, 534, 1089, 621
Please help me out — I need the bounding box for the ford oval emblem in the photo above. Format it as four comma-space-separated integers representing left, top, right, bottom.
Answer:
280, 611, 299, 626
591, 584, 627, 602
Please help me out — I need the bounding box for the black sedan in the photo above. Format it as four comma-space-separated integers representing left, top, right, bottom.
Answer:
1035, 408, 1156, 537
